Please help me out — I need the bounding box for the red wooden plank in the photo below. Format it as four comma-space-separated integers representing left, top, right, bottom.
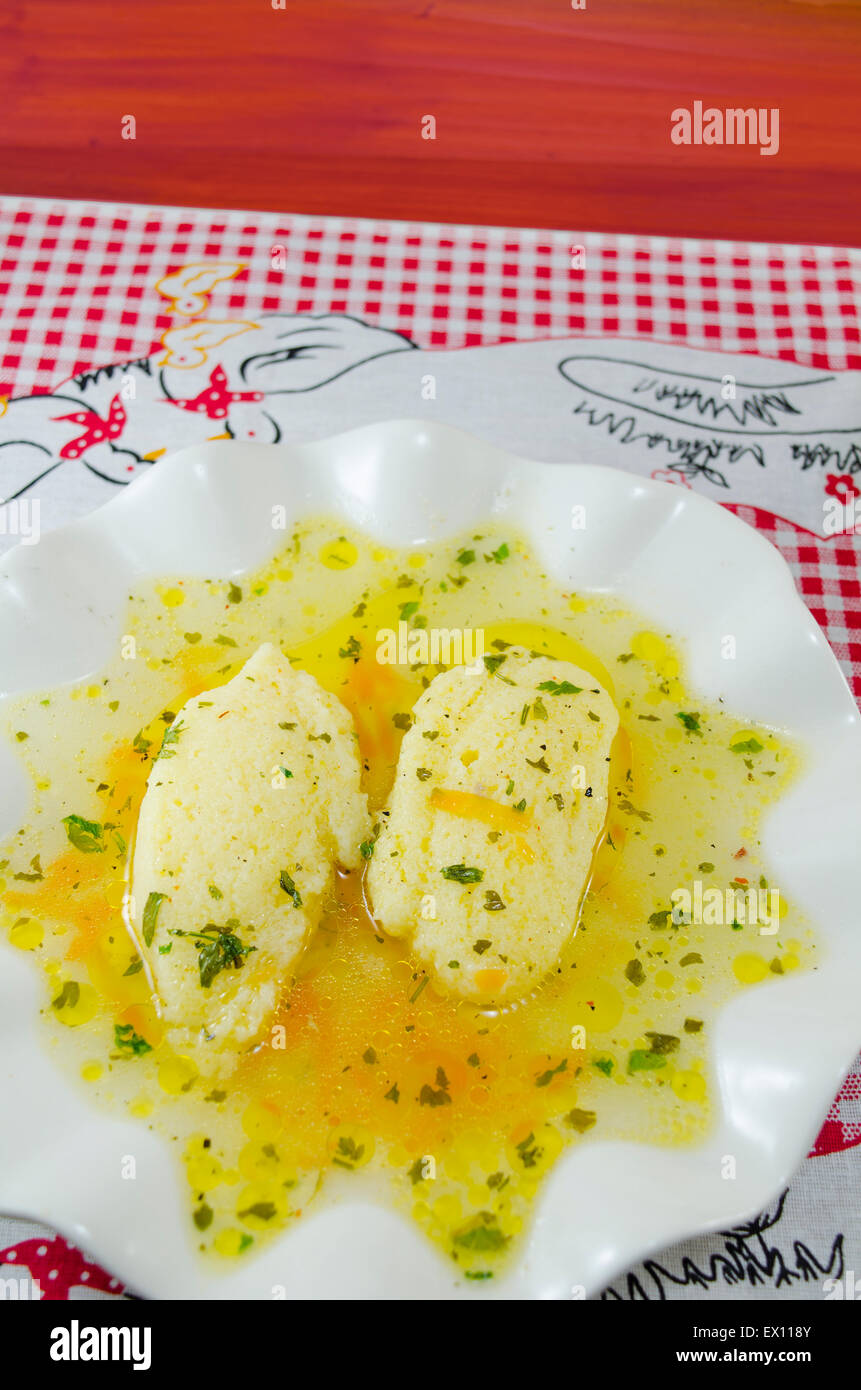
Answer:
0, 0, 858, 243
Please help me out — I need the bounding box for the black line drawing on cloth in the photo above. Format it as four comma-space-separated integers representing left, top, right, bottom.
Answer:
601, 1191, 844, 1300
0, 314, 417, 511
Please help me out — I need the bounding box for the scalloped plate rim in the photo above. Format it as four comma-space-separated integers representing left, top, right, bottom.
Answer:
0, 419, 859, 1301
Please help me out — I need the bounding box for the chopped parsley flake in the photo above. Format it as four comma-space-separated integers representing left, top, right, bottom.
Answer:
564, 1108, 597, 1132
419, 1066, 451, 1107
62, 814, 105, 854
332, 1136, 366, 1169
628, 1049, 667, 1074
142, 890, 167, 947
169, 921, 256, 988
731, 737, 764, 754
157, 721, 185, 759
538, 679, 582, 696
676, 711, 702, 735
625, 958, 645, 986
279, 870, 302, 908
535, 1058, 567, 1087
114, 1022, 152, 1056
338, 635, 361, 661
485, 543, 510, 565
645, 1031, 680, 1054
453, 1212, 508, 1251
441, 864, 483, 884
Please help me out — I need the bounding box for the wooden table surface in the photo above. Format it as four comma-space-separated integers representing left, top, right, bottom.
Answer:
1, 0, 859, 245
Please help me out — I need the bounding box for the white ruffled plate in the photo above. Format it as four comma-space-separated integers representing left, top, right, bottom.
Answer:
1, 421, 859, 1300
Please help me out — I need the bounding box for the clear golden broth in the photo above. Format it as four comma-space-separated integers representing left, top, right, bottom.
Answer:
0, 519, 813, 1280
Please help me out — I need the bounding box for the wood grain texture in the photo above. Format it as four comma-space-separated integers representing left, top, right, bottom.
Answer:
1, 0, 859, 244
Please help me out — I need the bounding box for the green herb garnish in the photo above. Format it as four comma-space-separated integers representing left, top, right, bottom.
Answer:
441, 864, 483, 884
62, 814, 105, 853
526, 754, 550, 772
483, 654, 507, 676
238, 1202, 277, 1221
453, 1212, 509, 1251
485, 543, 510, 565
644, 1031, 679, 1055
279, 870, 302, 908
169, 921, 256, 988
537, 679, 582, 696
142, 890, 167, 947
193, 1203, 214, 1230
565, 1108, 597, 1132
535, 1058, 567, 1087
628, 1049, 667, 1074
676, 711, 702, 735
731, 737, 764, 754
338, 635, 361, 661
625, 958, 645, 986
419, 1066, 451, 1107
157, 720, 185, 759
114, 1022, 152, 1056
52, 981, 80, 1011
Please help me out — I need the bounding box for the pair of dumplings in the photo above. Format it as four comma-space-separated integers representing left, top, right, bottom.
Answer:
132, 642, 618, 1067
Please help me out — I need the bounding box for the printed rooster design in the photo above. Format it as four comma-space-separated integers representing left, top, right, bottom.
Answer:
51, 393, 127, 460
163, 363, 263, 419
0, 311, 416, 540
809, 1061, 861, 1157
0, 303, 857, 549
0, 1234, 125, 1300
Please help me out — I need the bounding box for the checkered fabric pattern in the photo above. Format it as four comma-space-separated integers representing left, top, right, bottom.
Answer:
1, 198, 859, 402
728, 505, 861, 702
0, 195, 859, 1301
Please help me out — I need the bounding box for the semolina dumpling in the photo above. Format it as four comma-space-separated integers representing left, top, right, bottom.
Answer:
367, 650, 619, 1003
131, 642, 369, 1065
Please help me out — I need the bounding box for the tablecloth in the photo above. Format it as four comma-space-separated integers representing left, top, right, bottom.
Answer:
0, 195, 858, 1301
